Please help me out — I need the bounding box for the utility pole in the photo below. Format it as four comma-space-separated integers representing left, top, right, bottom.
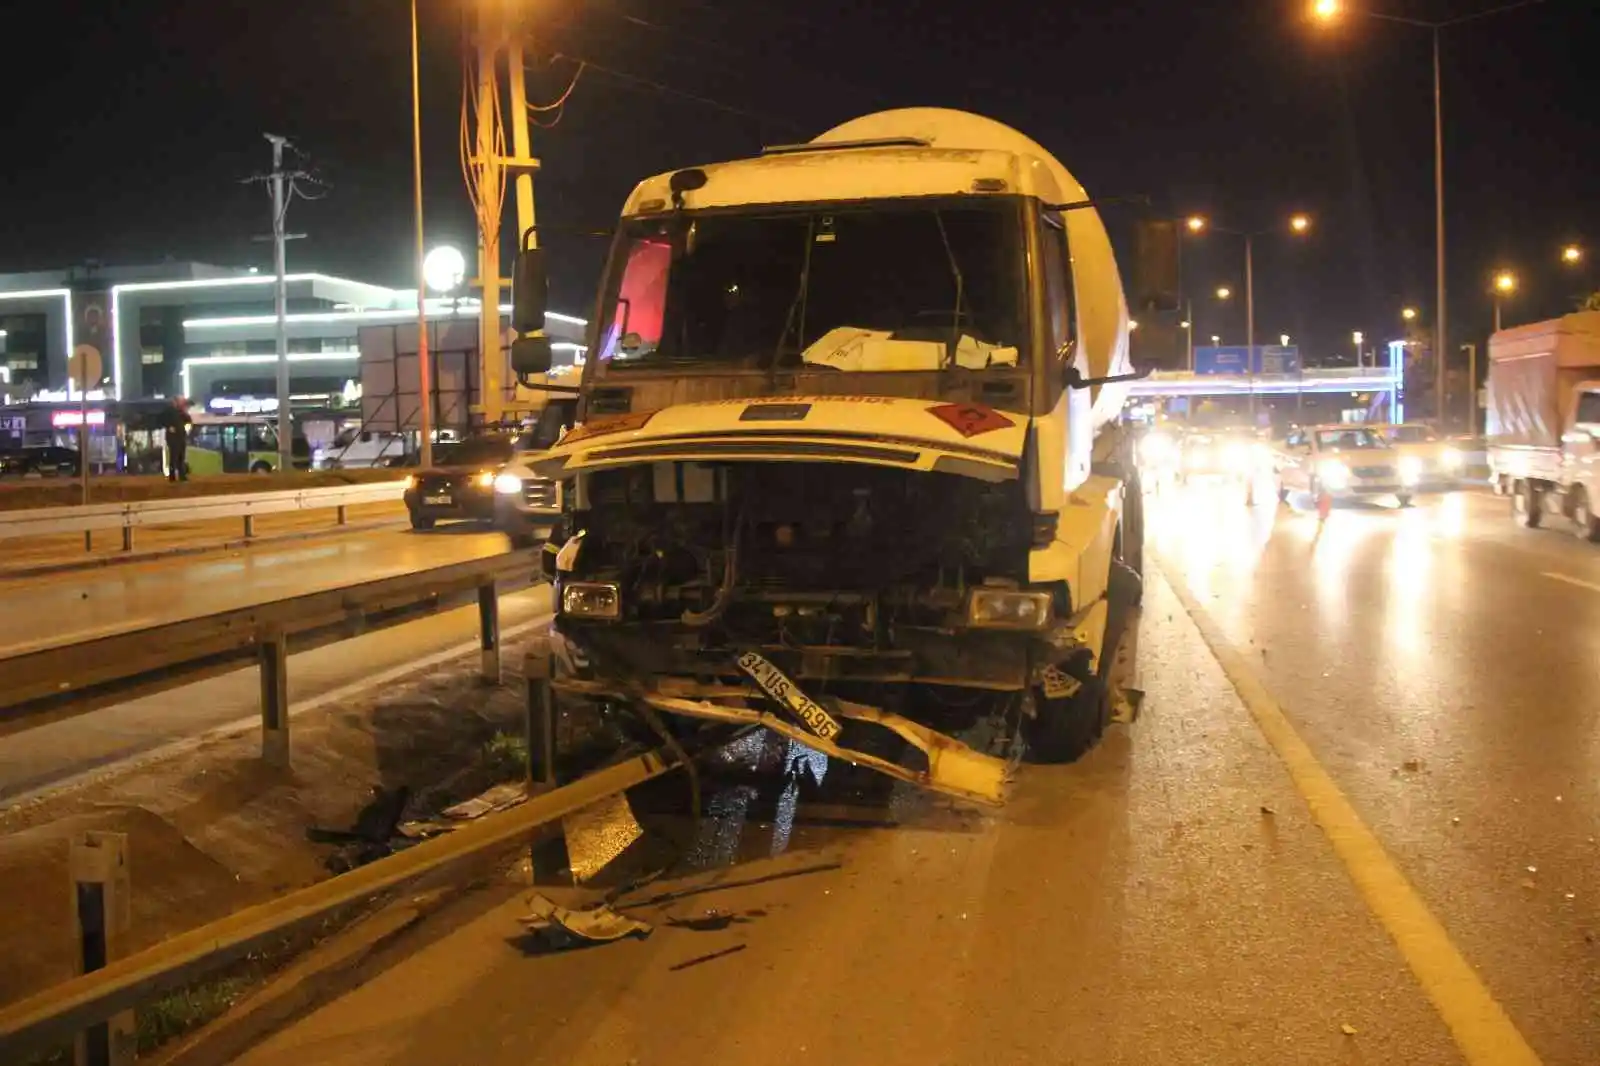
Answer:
250, 134, 309, 472
267, 134, 291, 471
505, 14, 543, 411
464, 0, 542, 429
474, 6, 504, 426
410, 0, 433, 467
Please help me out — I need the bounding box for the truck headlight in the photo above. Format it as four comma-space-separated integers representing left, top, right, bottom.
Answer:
493, 471, 524, 495
560, 581, 621, 619
966, 588, 1052, 630
1317, 459, 1350, 488
1398, 455, 1423, 485
1440, 447, 1463, 470
1222, 442, 1250, 472
1185, 447, 1210, 468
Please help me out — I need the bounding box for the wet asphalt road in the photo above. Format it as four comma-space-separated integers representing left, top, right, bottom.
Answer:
228, 484, 1597, 1065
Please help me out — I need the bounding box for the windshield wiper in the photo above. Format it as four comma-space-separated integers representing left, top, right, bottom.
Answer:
767, 216, 817, 377
932, 210, 966, 370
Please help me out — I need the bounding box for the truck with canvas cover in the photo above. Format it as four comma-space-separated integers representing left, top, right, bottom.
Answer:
1486, 311, 1600, 540
507, 109, 1158, 805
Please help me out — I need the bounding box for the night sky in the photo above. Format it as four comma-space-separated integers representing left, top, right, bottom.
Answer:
4, 0, 1595, 363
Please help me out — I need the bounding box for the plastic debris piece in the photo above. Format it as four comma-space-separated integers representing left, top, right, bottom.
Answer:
1401, 758, 1423, 772
442, 781, 528, 820
1526, 865, 1538, 874
1565, 892, 1576, 901
1260, 805, 1276, 816
1340, 1023, 1358, 1036
1520, 879, 1536, 891
519, 893, 651, 943
1451, 817, 1461, 826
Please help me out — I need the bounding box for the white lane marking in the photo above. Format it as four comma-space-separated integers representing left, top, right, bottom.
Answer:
1541, 571, 1600, 594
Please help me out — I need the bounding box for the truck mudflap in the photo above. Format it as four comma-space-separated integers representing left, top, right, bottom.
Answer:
552, 672, 1011, 808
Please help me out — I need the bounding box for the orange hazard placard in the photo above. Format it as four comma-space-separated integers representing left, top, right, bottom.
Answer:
926, 403, 1014, 438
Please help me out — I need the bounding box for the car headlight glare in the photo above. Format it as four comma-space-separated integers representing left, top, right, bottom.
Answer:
1185, 447, 1211, 468
966, 588, 1053, 630
560, 581, 621, 619
1317, 459, 1350, 487
1221, 442, 1250, 471
1440, 447, 1463, 470
404, 474, 419, 491
474, 470, 496, 488
1398, 455, 1423, 485
493, 471, 524, 495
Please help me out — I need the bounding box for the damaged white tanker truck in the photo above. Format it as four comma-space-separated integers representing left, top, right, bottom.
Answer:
509, 109, 1171, 806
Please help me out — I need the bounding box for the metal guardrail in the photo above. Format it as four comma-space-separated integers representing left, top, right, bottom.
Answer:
0, 552, 566, 1061
0, 552, 534, 744
0, 480, 407, 549
0, 739, 684, 1059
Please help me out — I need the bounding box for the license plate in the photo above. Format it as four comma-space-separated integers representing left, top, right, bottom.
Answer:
735, 651, 842, 742
424, 493, 452, 505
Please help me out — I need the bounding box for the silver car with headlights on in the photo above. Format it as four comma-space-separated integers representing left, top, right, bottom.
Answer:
1276, 425, 1420, 507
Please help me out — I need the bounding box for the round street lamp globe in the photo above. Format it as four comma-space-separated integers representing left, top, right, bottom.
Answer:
423, 245, 467, 294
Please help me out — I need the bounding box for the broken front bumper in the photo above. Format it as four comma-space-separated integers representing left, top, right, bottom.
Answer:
550, 669, 1011, 808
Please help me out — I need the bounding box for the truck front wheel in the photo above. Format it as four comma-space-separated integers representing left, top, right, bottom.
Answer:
1512, 480, 1543, 528
1023, 652, 1109, 764
1570, 487, 1600, 542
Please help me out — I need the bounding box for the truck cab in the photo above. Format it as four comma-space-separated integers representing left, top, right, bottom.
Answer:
506, 110, 1160, 802
1487, 312, 1600, 539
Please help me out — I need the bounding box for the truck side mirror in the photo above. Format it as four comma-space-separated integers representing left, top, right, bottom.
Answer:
512, 238, 547, 334
511, 335, 554, 376
1131, 219, 1181, 315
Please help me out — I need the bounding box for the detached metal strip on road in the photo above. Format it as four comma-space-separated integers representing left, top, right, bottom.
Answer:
0, 745, 681, 1059
1161, 563, 1544, 1066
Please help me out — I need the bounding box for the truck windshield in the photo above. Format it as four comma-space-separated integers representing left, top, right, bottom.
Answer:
591, 200, 1027, 375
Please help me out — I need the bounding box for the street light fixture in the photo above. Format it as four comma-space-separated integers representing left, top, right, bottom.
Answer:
1280, 333, 1291, 347
1493, 270, 1517, 331
1353, 330, 1364, 368
1186, 213, 1313, 419
1211, 334, 1221, 345
423, 245, 467, 295
1562, 244, 1584, 265
1129, 320, 1140, 331
1402, 306, 1418, 321
1309, 0, 1546, 427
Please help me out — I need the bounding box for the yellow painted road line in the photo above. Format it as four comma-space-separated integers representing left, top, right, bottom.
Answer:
1162, 567, 1543, 1066
1542, 570, 1600, 595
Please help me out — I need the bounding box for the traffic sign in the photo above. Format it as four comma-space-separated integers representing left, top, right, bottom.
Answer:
68, 345, 103, 390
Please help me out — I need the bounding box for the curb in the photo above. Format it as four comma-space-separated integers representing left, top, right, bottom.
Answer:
0, 518, 408, 581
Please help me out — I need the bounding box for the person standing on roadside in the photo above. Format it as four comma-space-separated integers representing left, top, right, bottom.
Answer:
164, 397, 193, 482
